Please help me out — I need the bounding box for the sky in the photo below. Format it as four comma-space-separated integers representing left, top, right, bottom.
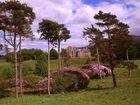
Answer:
0, 0, 140, 52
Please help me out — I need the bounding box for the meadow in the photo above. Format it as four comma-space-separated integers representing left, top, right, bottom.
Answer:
0, 59, 140, 105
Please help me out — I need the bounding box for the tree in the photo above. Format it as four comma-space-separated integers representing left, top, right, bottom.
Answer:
0, 1, 35, 98
94, 11, 121, 87
112, 22, 134, 61
38, 19, 59, 95
18, 25, 35, 97
50, 48, 58, 59
83, 25, 103, 78
56, 24, 70, 74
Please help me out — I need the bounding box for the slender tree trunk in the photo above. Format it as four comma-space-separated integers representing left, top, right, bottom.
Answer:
58, 39, 61, 75
13, 30, 18, 98
111, 66, 117, 87
3, 30, 7, 55
19, 36, 23, 97
14, 45, 18, 98
126, 49, 129, 61
96, 47, 102, 79
47, 40, 51, 95
108, 30, 117, 87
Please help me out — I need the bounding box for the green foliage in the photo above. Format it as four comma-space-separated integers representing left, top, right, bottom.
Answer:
22, 60, 36, 76
24, 75, 43, 88
53, 73, 79, 92
61, 48, 70, 66
34, 54, 48, 77
5, 52, 13, 62
52, 70, 89, 93
0, 63, 14, 80
0, 80, 12, 98
5, 49, 47, 62
129, 40, 140, 59
38, 19, 60, 44
50, 48, 58, 59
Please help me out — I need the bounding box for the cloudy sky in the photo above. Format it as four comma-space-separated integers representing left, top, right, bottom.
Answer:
0, 0, 140, 51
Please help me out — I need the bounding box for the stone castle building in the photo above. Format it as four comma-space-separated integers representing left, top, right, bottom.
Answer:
65, 46, 91, 58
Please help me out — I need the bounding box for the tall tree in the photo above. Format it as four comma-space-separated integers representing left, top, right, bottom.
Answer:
112, 22, 134, 61
56, 24, 70, 74
94, 11, 120, 87
83, 25, 103, 78
38, 19, 59, 95
0, 0, 35, 98
18, 25, 35, 97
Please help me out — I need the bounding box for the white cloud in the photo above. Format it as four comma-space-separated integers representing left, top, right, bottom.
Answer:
0, 0, 140, 52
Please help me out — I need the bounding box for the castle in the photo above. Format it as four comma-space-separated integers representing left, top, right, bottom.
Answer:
65, 46, 91, 58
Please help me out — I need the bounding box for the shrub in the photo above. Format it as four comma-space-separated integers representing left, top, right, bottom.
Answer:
53, 73, 79, 92
22, 60, 36, 76
24, 75, 43, 88
81, 64, 111, 78
34, 54, 48, 77
34, 77, 55, 94
0, 80, 14, 98
53, 67, 90, 93
50, 48, 58, 59
0, 63, 14, 80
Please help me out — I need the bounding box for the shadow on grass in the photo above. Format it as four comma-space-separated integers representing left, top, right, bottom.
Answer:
86, 86, 114, 91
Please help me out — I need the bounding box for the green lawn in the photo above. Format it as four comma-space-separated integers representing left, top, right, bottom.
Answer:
0, 60, 140, 105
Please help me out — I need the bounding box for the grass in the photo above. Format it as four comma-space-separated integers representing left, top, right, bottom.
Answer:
0, 58, 88, 74
0, 60, 140, 105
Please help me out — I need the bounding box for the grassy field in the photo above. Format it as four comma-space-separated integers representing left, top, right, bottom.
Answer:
0, 58, 88, 76
0, 60, 140, 105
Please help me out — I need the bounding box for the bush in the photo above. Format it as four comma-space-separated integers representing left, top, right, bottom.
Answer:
0, 63, 14, 80
81, 64, 111, 78
53, 73, 79, 92
22, 60, 36, 76
24, 75, 43, 88
53, 67, 90, 93
50, 48, 58, 59
0, 80, 14, 98
34, 77, 55, 94
34, 54, 48, 77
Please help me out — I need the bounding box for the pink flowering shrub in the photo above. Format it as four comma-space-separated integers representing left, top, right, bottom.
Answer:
34, 77, 55, 94
81, 64, 111, 78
